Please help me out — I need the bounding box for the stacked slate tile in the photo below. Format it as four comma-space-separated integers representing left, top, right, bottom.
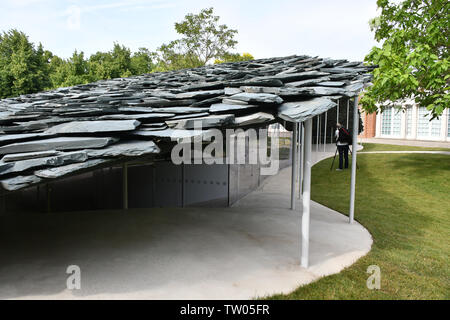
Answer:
0, 54, 375, 191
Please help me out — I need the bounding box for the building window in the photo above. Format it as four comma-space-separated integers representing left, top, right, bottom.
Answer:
417, 107, 430, 137
417, 107, 442, 138
381, 107, 401, 137
381, 107, 392, 135
447, 111, 450, 137
406, 106, 412, 136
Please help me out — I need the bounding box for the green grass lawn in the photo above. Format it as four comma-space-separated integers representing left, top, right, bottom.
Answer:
270, 153, 450, 299
361, 143, 450, 152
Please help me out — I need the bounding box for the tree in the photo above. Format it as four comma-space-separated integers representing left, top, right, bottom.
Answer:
361, 0, 449, 118
0, 29, 51, 98
130, 48, 156, 75
155, 7, 239, 70
214, 52, 254, 64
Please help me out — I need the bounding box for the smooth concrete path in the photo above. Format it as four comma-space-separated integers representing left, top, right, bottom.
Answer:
360, 137, 450, 149
0, 146, 372, 300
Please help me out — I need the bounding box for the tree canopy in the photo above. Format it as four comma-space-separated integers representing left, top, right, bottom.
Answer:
361, 0, 449, 118
0, 30, 51, 98
154, 7, 239, 70
0, 7, 251, 98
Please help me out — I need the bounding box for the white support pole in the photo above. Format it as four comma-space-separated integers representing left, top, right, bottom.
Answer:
323, 111, 327, 152
349, 97, 359, 224
297, 123, 301, 182
316, 116, 319, 152
336, 99, 340, 122
301, 118, 312, 268
290, 123, 298, 210
299, 123, 305, 199
123, 163, 128, 210
346, 99, 350, 128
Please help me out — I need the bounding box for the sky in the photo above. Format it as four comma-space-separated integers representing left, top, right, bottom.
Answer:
0, 0, 380, 62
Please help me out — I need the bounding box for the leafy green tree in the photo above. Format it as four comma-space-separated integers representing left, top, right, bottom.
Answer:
214, 52, 254, 64
0, 29, 51, 98
89, 43, 133, 79
362, 0, 449, 118
130, 48, 156, 75
155, 7, 239, 70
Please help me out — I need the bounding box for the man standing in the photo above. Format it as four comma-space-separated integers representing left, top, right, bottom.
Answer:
335, 123, 351, 171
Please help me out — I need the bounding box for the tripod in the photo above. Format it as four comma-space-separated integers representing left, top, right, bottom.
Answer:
330, 146, 359, 171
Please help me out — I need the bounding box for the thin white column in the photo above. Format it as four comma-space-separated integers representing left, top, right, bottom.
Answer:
290, 123, 298, 210
337, 99, 340, 122
316, 116, 319, 152
349, 97, 359, 223
301, 118, 313, 268
323, 111, 327, 152
299, 123, 305, 199
346, 99, 350, 128
123, 163, 128, 210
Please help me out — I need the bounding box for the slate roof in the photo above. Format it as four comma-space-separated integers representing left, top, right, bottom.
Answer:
0, 54, 375, 191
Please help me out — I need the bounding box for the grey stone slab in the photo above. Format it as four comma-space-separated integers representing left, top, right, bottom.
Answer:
175, 89, 224, 99
46, 120, 140, 134
224, 88, 243, 95
234, 112, 275, 126
34, 159, 108, 179
226, 93, 283, 104
317, 81, 346, 87
117, 107, 154, 113
86, 140, 160, 158
209, 103, 259, 113
278, 98, 337, 123
2, 150, 59, 162
0, 151, 88, 176
0, 132, 55, 145
301, 86, 349, 96
1, 174, 41, 191
131, 128, 215, 140
0, 137, 117, 155
98, 114, 174, 121
154, 107, 210, 114
168, 113, 210, 120
168, 114, 235, 129
272, 71, 330, 83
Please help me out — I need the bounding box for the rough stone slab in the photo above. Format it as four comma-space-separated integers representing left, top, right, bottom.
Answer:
0, 175, 41, 191
168, 113, 210, 120
224, 88, 243, 95
168, 114, 235, 129
0, 137, 117, 155
98, 114, 174, 121
131, 129, 215, 140
301, 86, 349, 96
154, 107, 210, 114
209, 103, 259, 113
0, 151, 88, 176
34, 159, 108, 179
46, 120, 140, 134
86, 140, 160, 158
226, 93, 283, 104
317, 81, 346, 87
175, 89, 224, 99
278, 98, 337, 123
0, 132, 55, 145
234, 112, 275, 126
2, 150, 59, 162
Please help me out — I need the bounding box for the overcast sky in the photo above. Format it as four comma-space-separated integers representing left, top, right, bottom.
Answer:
1, 0, 380, 62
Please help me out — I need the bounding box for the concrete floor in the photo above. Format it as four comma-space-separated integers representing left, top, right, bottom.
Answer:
360, 137, 450, 149
0, 145, 372, 300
